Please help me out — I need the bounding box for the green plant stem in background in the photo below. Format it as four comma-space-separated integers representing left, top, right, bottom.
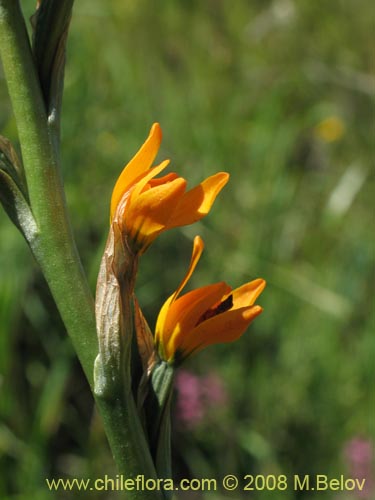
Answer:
0, 3, 163, 494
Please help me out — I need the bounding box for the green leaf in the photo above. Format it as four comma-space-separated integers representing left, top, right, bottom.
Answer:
31, 0, 74, 133
0, 136, 27, 195
0, 137, 37, 244
143, 361, 174, 481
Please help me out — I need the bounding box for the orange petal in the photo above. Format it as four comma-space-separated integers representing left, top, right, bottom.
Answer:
126, 177, 187, 244
230, 279, 266, 308
167, 172, 229, 228
112, 160, 170, 224
172, 235, 204, 302
163, 281, 231, 356
148, 172, 179, 187
176, 305, 263, 359
154, 294, 175, 354
128, 159, 171, 201
155, 235, 204, 351
110, 123, 163, 218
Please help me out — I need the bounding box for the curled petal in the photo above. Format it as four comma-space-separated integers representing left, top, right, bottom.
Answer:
110, 123, 162, 218
126, 177, 187, 246
168, 282, 230, 333
173, 235, 204, 301
128, 160, 171, 203
155, 235, 205, 349
177, 305, 263, 359
148, 172, 179, 187
162, 281, 230, 359
154, 295, 174, 357
230, 279, 266, 308
167, 172, 229, 228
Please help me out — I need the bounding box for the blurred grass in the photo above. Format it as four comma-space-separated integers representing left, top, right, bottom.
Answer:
0, 0, 374, 498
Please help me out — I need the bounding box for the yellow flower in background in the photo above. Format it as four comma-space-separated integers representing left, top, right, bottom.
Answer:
314, 116, 345, 143
111, 123, 229, 253
155, 236, 266, 364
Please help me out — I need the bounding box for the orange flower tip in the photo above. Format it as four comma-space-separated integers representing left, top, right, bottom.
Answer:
213, 172, 230, 189
149, 122, 162, 144
193, 235, 204, 250
255, 278, 267, 291
110, 122, 164, 219
242, 278, 266, 296
220, 172, 230, 182
243, 305, 263, 320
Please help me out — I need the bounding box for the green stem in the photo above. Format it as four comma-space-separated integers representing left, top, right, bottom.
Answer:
0, 3, 163, 493
98, 395, 165, 500
0, 0, 97, 386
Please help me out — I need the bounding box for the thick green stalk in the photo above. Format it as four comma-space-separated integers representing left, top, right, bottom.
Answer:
0, 0, 97, 386
98, 396, 164, 500
0, 3, 163, 493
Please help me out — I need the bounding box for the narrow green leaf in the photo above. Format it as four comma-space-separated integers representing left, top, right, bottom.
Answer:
0, 136, 37, 243
155, 393, 172, 487
31, 0, 74, 133
0, 168, 38, 244
0, 135, 27, 198
144, 361, 174, 480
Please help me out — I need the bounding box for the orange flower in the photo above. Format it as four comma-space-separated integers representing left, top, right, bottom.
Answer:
111, 123, 229, 254
155, 236, 266, 363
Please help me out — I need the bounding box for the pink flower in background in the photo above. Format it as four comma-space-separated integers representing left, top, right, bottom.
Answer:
343, 437, 374, 499
174, 371, 204, 427
201, 373, 228, 407
174, 370, 228, 428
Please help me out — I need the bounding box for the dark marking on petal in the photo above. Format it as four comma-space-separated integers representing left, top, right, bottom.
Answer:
196, 294, 233, 326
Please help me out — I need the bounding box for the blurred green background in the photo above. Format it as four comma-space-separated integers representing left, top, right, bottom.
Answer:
0, 0, 374, 498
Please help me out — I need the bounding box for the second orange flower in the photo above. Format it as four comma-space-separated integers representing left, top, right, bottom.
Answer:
155, 236, 266, 364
